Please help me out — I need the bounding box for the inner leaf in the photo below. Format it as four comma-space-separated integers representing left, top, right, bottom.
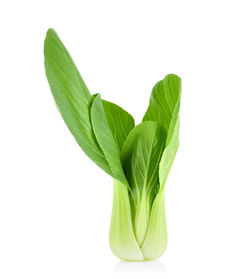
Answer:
121, 121, 167, 245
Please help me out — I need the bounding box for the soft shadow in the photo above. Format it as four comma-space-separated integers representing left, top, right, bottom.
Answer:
113, 260, 167, 274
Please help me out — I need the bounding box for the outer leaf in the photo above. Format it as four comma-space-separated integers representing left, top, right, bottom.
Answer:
90, 94, 129, 185
102, 100, 135, 151
44, 29, 111, 175
159, 101, 180, 188
143, 74, 181, 130
121, 121, 166, 246
143, 74, 181, 188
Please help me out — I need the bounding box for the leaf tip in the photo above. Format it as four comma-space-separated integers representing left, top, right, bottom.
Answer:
46, 28, 56, 36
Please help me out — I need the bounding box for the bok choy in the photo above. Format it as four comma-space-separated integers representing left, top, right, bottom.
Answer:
44, 28, 181, 261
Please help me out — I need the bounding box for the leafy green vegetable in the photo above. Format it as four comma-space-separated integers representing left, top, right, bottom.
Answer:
44, 28, 182, 261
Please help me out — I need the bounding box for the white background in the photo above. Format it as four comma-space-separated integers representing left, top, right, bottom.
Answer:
0, 0, 250, 278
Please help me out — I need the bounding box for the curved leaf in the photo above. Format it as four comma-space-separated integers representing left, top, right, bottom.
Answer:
102, 100, 135, 151
143, 74, 181, 130
159, 101, 180, 188
121, 121, 166, 245
44, 29, 111, 175
91, 95, 130, 185
143, 74, 181, 188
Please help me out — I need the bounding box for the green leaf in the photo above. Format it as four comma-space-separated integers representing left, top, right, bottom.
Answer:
143, 74, 181, 188
159, 101, 180, 188
121, 121, 166, 246
102, 100, 135, 151
44, 29, 111, 175
143, 74, 181, 130
90, 94, 129, 185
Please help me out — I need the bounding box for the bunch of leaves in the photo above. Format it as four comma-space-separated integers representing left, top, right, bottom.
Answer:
44, 29, 181, 261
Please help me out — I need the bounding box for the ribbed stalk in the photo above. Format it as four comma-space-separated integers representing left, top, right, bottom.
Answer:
109, 180, 167, 261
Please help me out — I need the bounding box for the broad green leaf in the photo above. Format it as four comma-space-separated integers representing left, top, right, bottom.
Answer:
102, 100, 135, 151
44, 29, 111, 175
143, 74, 181, 188
159, 101, 180, 188
121, 121, 166, 246
91, 94, 129, 185
143, 74, 181, 130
